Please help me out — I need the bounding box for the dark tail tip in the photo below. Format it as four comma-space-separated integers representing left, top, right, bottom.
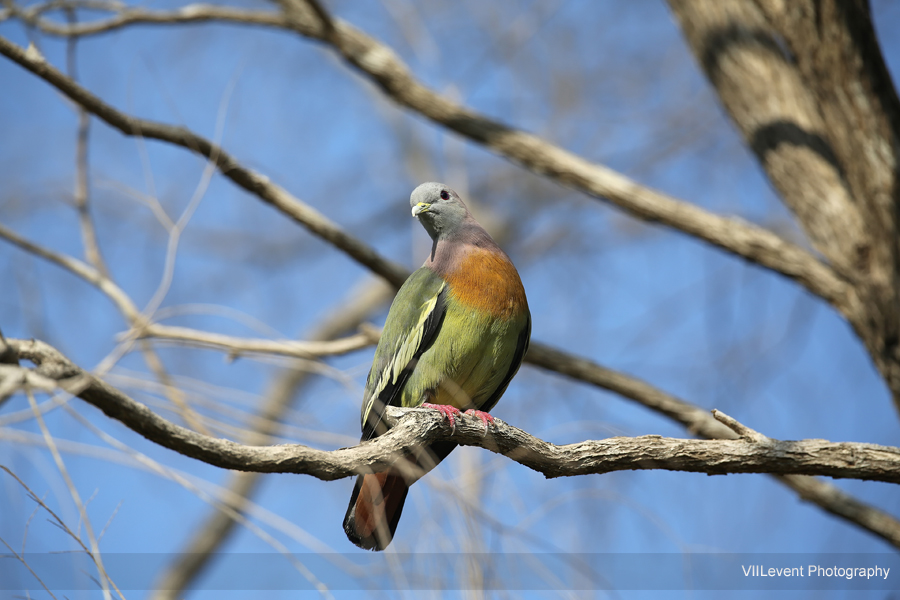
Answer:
343, 473, 409, 551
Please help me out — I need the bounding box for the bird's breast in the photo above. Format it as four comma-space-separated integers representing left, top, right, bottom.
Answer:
442, 249, 528, 319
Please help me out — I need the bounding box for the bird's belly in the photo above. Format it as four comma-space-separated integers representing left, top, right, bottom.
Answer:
403, 304, 520, 410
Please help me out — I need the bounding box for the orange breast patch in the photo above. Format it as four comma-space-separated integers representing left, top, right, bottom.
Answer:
444, 249, 528, 319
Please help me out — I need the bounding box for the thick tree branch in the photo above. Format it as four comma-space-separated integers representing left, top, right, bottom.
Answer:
753, 0, 900, 270
756, 0, 900, 413
525, 342, 900, 547
5, 337, 900, 484
667, 0, 900, 411
668, 0, 866, 274
2, 9, 855, 314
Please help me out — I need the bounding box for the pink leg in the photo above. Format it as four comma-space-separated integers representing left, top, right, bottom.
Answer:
464, 409, 495, 434
422, 403, 462, 433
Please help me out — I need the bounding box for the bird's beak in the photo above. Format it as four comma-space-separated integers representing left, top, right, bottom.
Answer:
411, 202, 430, 217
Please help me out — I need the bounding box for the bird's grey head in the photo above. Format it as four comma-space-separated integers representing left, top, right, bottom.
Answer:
409, 182, 471, 239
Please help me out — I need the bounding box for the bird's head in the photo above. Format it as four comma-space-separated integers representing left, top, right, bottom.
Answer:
410, 182, 471, 240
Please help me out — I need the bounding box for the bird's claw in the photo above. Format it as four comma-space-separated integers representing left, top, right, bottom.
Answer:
464, 409, 495, 435
422, 403, 462, 433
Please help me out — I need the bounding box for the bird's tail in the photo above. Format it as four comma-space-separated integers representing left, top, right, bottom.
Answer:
343, 472, 409, 551
342, 441, 458, 550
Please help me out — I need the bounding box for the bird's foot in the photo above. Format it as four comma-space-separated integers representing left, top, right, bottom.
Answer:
422, 403, 462, 433
464, 409, 495, 435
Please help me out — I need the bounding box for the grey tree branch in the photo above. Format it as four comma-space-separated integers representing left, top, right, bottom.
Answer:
1, 7, 854, 315
524, 342, 900, 547
5, 337, 900, 484
7, 2, 283, 35
752, 0, 900, 275
0, 223, 381, 367
667, 0, 866, 274
0, 221, 140, 322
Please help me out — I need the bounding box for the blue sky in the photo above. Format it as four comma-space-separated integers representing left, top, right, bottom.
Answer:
2, 0, 900, 597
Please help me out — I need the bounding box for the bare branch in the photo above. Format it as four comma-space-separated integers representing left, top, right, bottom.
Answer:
12, 3, 283, 36
712, 409, 769, 443
525, 342, 900, 547
0, 221, 140, 321
25, 389, 117, 600
753, 0, 900, 270
668, 0, 866, 274
780, 473, 900, 545
136, 323, 379, 360
65, 7, 108, 279
5, 337, 900, 484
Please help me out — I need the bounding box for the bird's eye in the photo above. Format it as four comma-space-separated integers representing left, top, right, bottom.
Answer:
440, 190, 450, 200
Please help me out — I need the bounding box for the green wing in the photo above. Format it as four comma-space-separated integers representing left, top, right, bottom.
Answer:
360, 267, 447, 441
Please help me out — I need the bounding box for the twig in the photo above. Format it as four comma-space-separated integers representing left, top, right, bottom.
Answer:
58, 398, 335, 598
135, 323, 379, 360
0, 221, 209, 432
0, 533, 59, 600
25, 390, 117, 600
0, 221, 139, 321
63, 7, 206, 433
15, 3, 284, 36
712, 409, 769, 443
65, 7, 108, 279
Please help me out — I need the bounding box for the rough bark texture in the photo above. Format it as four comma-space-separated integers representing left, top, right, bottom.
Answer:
668, 0, 900, 410
8, 338, 900, 484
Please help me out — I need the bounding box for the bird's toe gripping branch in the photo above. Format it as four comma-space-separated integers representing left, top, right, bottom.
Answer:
464, 409, 495, 435
421, 403, 462, 433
